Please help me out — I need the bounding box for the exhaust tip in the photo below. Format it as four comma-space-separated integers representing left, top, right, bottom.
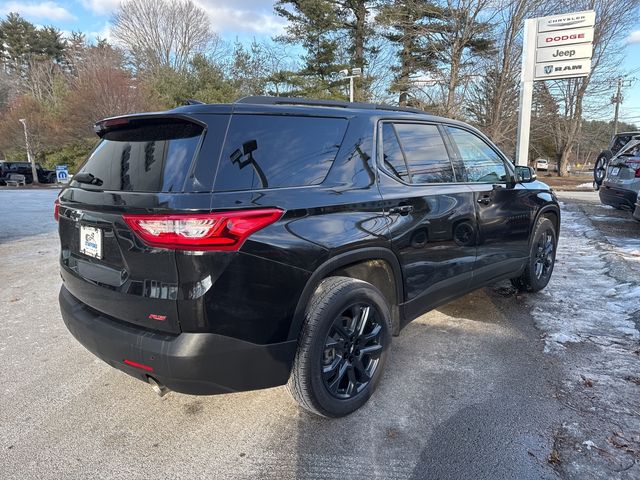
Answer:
148, 376, 170, 398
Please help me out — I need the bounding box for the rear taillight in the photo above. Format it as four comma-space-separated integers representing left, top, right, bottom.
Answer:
54, 198, 60, 222
122, 209, 284, 251
628, 160, 640, 178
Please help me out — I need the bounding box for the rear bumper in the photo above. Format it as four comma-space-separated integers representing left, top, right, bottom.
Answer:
599, 185, 637, 210
59, 286, 297, 395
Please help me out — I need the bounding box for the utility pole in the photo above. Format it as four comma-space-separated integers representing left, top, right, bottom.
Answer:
611, 77, 632, 135
18, 118, 39, 185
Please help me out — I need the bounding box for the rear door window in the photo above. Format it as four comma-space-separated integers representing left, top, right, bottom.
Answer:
74, 118, 204, 192
214, 115, 347, 191
391, 123, 455, 184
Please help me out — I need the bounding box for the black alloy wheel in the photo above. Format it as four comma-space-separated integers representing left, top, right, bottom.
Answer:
287, 276, 392, 417
322, 303, 383, 399
533, 230, 554, 280
511, 217, 557, 292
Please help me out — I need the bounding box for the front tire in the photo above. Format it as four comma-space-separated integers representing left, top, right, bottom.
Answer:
287, 276, 392, 417
511, 217, 557, 292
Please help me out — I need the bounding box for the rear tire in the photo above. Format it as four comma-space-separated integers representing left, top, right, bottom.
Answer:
287, 276, 392, 417
593, 150, 612, 189
511, 217, 557, 293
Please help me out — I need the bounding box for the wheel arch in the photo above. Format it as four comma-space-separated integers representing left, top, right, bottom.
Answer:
539, 205, 560, 233
532, 204, 560, 245
288, 248, 404, 341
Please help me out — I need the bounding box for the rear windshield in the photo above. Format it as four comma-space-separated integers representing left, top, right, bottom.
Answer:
74, 118, 203, 192
214, 115, 348, 191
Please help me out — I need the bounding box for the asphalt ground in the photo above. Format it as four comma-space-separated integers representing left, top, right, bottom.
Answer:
0, 188, 628, 479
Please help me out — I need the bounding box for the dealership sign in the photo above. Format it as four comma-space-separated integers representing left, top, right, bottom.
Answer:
537, 11, 596, 32
533, 11, 595, 81
534, 59, 593, 79
536, 28, 594, 48
516, 10, 595, 167
535, 43, 592, 62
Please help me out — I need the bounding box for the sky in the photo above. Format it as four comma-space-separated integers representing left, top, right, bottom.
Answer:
1, 0, 639, 126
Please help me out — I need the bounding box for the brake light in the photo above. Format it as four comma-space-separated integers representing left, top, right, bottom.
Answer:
628, 160, 640, 178
122, 209, 283, 251
54, 198, 60, 221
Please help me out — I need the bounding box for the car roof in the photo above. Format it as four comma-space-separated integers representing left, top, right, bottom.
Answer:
167, 96, 465, 125
95, 96, 478, 139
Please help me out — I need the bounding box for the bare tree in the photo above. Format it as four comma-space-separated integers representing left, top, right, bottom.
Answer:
467, 0, 545, 154
111, 0, 215, 73
24, 58, 67, 108
430, 0, 496, 118
63, 44, 151, 138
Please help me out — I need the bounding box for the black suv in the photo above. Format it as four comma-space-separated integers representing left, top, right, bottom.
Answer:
57, 96, 560, 417
0, 161, 56, 184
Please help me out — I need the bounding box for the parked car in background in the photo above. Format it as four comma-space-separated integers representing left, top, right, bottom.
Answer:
536, 158, 549, 170
594, 131, 640, 188
535, 158, 571, 174
599, 139, 640, 210
57, 96, 560, 417
0, 161, 56, 185
633, 191, 640, 222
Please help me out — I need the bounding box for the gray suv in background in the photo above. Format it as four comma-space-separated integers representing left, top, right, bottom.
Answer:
599, 140, 640, 211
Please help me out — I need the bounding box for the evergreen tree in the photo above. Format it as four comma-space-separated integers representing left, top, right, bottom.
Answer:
376, 0, 444, 106
0, 13, 37, 75
274, 0, 375, 100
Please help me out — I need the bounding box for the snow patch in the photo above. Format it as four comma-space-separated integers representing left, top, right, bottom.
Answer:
527, 204, 640, 353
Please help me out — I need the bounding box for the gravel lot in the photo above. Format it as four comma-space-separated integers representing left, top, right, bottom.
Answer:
0, 188, 638, 479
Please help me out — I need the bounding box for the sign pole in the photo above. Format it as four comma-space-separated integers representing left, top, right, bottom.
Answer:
515, 19, 537, 167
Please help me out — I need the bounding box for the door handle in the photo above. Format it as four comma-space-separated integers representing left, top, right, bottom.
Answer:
389, 205, 414, 215
477, 195, 492, 205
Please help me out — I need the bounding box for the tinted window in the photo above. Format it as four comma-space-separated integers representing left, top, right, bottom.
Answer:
214, 115, 347, 191
394, 123, 454, 183
380, 123, 410, 182
447, 127, 507, 183
74, 119, 203, 192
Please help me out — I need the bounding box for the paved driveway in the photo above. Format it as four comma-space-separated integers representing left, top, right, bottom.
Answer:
4, 188, 628, 479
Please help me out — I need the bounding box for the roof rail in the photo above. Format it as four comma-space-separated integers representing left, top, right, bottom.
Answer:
184, 99, 205, 105
235, 96, 427, 115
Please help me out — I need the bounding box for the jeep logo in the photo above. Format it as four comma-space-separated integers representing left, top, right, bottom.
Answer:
552, 49, 576, 58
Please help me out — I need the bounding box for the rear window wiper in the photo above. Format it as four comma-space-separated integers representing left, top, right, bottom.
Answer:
73, 172, 104, 186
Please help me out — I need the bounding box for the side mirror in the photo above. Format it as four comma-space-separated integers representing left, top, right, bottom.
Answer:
514, 165, 537, 183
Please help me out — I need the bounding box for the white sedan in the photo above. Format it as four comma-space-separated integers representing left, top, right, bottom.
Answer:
536, 158, 549, 170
